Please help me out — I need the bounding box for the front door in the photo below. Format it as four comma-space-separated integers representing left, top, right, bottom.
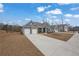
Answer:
43, 28, 45, 33
38, 28, 42, 33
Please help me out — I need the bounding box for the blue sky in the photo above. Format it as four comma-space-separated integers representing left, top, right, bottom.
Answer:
0, 3, 79, 26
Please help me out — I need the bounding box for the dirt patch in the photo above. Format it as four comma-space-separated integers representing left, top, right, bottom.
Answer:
0, 30, 44, 56
43, 32, 73, 41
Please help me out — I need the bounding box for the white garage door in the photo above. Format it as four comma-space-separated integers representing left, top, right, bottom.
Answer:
32, 29, 37, 34
24, 28, 37, 34
24, 29, 30, 34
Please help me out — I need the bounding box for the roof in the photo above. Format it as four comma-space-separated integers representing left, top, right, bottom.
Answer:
23, 21, 50, 29
73, 26, 79, 31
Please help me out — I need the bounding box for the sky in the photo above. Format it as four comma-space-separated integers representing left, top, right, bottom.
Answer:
0, 3, 79, 26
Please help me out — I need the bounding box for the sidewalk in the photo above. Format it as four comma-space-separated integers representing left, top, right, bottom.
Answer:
23, 30, 79, 56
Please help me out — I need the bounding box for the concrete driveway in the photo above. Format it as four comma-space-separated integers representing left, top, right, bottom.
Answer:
23, 29, 79, 56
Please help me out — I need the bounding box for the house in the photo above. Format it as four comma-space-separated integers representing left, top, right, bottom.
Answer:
23, 21, 70, 34
23, 21, 52, 34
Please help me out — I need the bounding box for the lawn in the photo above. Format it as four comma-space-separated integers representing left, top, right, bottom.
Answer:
43, 32, 73, 41
0, 30, 43, 56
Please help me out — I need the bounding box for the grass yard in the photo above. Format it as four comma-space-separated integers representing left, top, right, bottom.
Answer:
43, 32, 73, 41
0, 30, 43, 56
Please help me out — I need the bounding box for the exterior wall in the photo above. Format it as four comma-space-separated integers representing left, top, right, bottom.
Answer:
24, 28, 30, 34
43, 28, 48, 33
24, 27, 53, 34
64, 26, 68, 32
38, 28, 42, 33
38, 28, 48, 33
24, 28, 37, 34
54, 26, 69, 32
54, 29, 58, 32
24, 28, 49, 34
32, 29, 37, 34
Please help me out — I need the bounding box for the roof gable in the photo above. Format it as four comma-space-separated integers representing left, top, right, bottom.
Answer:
23, 21, 50, 28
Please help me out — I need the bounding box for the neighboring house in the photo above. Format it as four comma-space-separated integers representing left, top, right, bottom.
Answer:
52, 24, 70, 32
23, 21, 52, 34
72, 26, 79, 31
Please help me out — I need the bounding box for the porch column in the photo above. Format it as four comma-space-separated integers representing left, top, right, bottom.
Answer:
42, 28, 43, 33
45, 28, 47, 33
30, 27, 32, 34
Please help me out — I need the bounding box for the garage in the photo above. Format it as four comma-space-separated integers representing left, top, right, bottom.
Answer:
32, 29, 37, 34
24, 28, 37, 34
23, 21, 50, 34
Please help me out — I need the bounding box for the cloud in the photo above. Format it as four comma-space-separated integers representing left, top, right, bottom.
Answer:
64, 14, 79, 18
37, 7, 45, 12
74, 15, 79, 18
0, 3, 4, 13
54, 19, 60, 22
46, 9, 62, 14
54, 19, 61, 24
64, 19, 70, 22
37, 5, 51, 13
0, 3, 3, 8
25, 18, 31, 21
46, 13, 57, 19
3, 21, 7, 24
52, 16, 57, 18
47, 5, 51, 8
64, 14, 73, 17
8, 21, 13, 25
46, 18, 53, 25
70, 7, 79, 11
